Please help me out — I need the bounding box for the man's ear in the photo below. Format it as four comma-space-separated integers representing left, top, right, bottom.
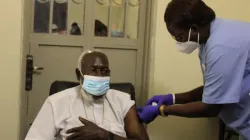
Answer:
190, 24, 199, 42
75, 68, 81, 81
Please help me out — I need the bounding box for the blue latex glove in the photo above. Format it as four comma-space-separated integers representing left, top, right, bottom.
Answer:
137, 105, 160, 124
146, 94, 174, 106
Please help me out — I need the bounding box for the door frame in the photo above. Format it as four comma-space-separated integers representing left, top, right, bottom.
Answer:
140, 0, 154, 105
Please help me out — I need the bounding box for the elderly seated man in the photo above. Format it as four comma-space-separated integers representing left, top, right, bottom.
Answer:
25, 50, 149, 140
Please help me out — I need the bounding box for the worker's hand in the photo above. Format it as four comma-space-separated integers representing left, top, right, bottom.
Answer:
66, 116, 109, 140
146, 94, 174, 106
137, 105, 160, 124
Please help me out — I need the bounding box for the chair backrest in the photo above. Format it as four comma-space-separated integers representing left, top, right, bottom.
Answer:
49, 81, 135, 101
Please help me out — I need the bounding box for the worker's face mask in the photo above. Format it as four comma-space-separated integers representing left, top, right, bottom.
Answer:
176, 28, 200, 54
82, 75, 110, 96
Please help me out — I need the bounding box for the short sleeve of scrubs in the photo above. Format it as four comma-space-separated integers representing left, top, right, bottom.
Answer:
202, 45, 248, 104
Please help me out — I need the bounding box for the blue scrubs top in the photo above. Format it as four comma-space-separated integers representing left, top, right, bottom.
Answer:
199, 18, 250, 139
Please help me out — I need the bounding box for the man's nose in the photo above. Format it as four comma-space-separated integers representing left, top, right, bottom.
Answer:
96, 69, 102, 76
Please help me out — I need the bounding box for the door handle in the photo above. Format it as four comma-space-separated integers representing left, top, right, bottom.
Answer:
26, 55, 33, 91
25, 55, 44, 91
33, 66, 44, 75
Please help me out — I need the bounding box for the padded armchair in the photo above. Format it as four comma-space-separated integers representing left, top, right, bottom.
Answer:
49, 81, 135, 101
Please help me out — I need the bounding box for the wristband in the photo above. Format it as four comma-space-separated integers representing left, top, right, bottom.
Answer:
172, 94, 175, 105
159, 105, 166, 116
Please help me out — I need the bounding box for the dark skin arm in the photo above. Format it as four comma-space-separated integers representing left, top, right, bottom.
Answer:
175, 86, 204, 104
66, 105, 149, 140
162, 86, 222, 118
164, 101, 222, 118
108, 105, 149, 140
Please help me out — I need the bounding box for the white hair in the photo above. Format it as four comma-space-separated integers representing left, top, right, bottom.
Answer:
77, 49, 102, 75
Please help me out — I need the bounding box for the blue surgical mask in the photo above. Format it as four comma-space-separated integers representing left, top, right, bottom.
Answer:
82, 75, 110, 96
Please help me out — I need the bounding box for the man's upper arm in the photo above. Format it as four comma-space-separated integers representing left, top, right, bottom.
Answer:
202, 46, 248, 104
124, 105, 149, 140
25, 98, 57, 140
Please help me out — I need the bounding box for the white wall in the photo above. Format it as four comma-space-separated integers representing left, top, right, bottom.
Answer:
0, 0, 23, 140
148, 0, 250, 140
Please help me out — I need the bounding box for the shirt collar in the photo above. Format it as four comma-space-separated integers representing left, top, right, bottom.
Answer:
210, 18, 221, 35
199, 18, 221, 55
80, 87, 105, 104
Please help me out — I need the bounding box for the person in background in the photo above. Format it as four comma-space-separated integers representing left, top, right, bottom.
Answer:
70, 22, 81, 35
137, 0, 250, 139
25, 50, 149, 140
53, 1, 67, 34
95, 20, 108, 37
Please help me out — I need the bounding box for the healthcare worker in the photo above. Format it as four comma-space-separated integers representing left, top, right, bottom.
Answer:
137, 0, 250, 139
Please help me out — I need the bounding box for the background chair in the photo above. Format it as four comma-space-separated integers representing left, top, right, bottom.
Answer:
49, 81, 135, 101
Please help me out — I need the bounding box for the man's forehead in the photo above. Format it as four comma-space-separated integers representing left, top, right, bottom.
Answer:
82, 52, 108, 65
